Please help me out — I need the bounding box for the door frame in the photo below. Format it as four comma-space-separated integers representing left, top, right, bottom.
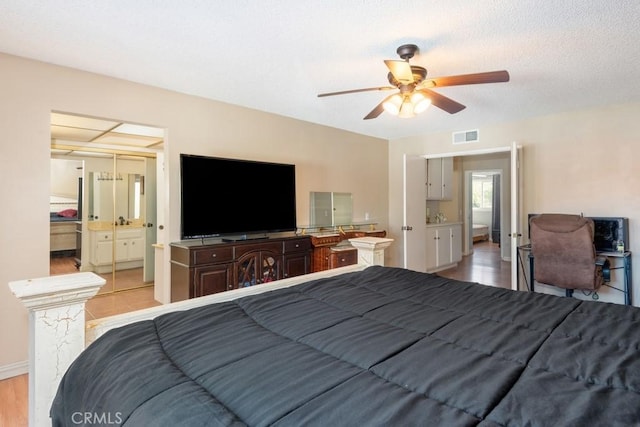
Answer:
463, 169, 503, 256
404, 144, 521, 289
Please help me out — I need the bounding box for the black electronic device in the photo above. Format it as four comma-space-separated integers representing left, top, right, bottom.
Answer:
592, 217, 629, 252
527, 213, 629, 252
180, 154, 297, 240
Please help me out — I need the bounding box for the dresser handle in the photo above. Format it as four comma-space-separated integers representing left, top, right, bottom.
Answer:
212, 254, 217, 258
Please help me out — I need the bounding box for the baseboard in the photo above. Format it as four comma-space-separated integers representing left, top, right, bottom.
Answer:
0, 360, 28, 380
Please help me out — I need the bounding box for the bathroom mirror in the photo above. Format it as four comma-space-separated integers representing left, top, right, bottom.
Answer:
309, 192, 353, 227
88, 172, 144, 222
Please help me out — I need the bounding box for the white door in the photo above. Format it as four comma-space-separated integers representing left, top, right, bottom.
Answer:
403, 154, 427, 271
510, 142, 521, 291
143, 158, 157, 283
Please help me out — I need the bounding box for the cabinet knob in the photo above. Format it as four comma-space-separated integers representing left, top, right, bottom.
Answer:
212, 253, 217, 258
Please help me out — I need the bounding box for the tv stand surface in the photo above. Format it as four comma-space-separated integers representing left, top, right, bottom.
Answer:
221, 235, 269, 242
170, 235, 312, 301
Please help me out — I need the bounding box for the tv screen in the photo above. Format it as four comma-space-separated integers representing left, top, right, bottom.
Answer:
180, 154, 297, 239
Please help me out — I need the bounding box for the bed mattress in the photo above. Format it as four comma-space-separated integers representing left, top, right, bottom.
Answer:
473, 223, 489, 242
51, 266, 640, 426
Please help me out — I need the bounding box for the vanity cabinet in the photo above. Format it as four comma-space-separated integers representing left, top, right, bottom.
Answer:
89, 227, 144, 273
425, 223, 462, 272
170, 236, 312, 301
426, 157, 453, 200
310, 229, 386, 272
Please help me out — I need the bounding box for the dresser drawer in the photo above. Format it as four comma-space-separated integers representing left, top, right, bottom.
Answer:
284, 238, 311, 253
329, 246, 357, 268
94, 231, 113, 242
193, 247, 234, 265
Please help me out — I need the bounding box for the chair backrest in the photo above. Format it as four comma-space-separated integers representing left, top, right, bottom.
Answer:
530, 214, 599, 290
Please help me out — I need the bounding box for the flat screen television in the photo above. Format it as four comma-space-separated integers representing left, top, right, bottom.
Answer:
180, 154, 297, 240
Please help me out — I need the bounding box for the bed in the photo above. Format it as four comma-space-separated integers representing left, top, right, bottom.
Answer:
473, 223, 489, 242
48, 264, 640, 426
49, 195, 79, 253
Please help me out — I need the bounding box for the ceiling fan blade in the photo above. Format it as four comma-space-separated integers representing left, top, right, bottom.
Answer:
384, 60, 414, 84
363, 94, 396, 120
419, 89, 466, 114
428, 70, 510, 88
317, 86, 395, 97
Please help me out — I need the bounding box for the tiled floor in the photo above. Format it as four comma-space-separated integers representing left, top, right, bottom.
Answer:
50, 256, 162, 319
85, 285, 161, 320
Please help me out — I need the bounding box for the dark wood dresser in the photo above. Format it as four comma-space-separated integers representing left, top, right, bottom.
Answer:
170, 235, 312, 301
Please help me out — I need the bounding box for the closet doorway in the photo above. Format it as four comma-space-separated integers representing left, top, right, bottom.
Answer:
50, 112, 164, 295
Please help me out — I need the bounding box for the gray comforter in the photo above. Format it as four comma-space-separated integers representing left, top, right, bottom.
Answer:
51, 266, 640, 426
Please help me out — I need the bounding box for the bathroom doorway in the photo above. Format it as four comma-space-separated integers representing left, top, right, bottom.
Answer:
50, 112, 163, 295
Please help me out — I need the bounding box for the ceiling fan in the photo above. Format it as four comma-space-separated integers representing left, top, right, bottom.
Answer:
317, 44, 510, 120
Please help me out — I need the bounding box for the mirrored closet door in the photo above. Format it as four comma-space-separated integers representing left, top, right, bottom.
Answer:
50, 112, 163, 294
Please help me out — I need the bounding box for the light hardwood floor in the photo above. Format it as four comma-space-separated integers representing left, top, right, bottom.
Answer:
1, 256, 161, 426
439, 240, 511, 289
2, 246, 506, 425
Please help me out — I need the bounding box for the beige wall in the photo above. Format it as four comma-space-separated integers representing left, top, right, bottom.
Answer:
388, 103, 640, 304
0, 53, 388, 373
3, 50, 639, 375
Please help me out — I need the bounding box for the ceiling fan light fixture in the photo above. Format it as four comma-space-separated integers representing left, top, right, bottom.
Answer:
398, 98, 416, 119
411, 92, 431, 114
382, 94, 403, 115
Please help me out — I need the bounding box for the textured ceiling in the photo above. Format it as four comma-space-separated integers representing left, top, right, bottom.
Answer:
1, 1, 639, 140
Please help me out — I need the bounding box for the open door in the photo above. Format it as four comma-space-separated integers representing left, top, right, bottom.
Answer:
403, 154, 427, 271
510, 141, 521, 291
143, 157, 157, 283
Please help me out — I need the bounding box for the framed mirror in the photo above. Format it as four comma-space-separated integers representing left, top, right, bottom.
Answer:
309, 192, 352, 227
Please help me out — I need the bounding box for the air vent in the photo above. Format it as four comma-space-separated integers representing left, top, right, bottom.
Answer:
452, 129, 479, 144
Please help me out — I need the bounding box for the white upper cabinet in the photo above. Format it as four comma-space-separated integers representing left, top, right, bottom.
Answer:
426, 157, 453, 200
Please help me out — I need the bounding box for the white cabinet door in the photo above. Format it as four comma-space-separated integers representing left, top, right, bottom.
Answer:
441, 157, 453, 200
115, 239, 129, 262
426, 224, 462, 271
95, 240, 113, 265
426, 158, 443, 200
128, 237, 145, 260
425, 227, 439, 270
436, 228, 450, 266
426, 157, 453, 200
450, 224, 462, 263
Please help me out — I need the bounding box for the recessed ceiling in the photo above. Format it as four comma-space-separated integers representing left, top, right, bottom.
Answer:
3, 1, 640, 140
50, 112, 164, 157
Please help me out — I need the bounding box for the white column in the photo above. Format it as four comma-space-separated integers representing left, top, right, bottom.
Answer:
9, 272, 105, 427
349, 237, 394, 266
